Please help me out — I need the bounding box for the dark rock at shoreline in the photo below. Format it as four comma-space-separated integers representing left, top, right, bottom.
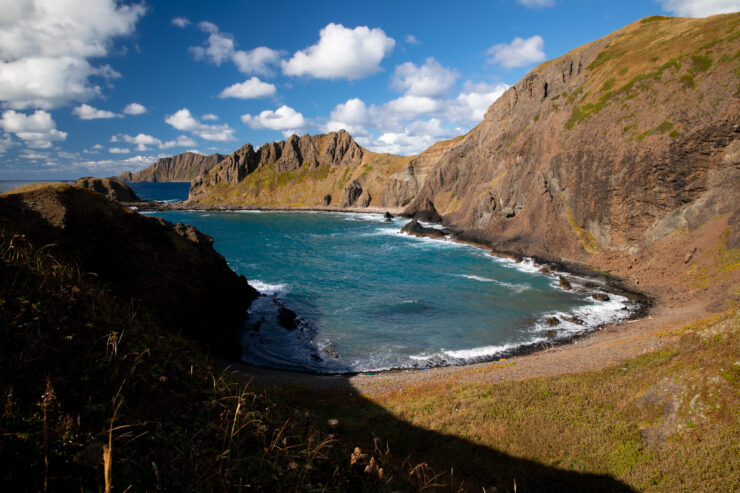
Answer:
592, 293, 611, 302
565, 316, 585, 326
539, 265, 552, 274
322, 343, 339, 359
545, 317, 560, 326
277, 306, 300, 331
384, 211, 394, 220
0, 184, 258, 359
411, 199, 442, 223
558, 276, 572, 290
341, 180, 363, 207
401, 219, 447, 239
74, 177, 140, 202
323, 194, 332, 206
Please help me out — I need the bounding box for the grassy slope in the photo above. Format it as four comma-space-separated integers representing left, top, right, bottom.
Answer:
275, 308, 739, 491
0, 229, 437, 491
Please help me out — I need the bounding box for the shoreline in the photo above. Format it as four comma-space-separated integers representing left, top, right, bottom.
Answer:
141, 202, 655, 379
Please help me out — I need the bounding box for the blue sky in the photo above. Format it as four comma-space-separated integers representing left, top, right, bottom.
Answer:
1, 0, 738, 179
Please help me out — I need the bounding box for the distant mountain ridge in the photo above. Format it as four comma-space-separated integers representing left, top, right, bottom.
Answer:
117, 151, 226, 183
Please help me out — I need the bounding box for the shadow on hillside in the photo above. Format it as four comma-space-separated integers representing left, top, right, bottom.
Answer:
236, 365, 635, 492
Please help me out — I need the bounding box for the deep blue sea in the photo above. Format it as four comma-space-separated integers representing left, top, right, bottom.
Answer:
150, 209, 635, 373
127, 182, 190, 202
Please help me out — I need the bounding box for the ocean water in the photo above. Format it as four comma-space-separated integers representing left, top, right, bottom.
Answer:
151, 209, 636, 373
126, 181, 190, 202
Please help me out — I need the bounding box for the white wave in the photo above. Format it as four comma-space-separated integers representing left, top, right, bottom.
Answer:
418, 221, 446, 230
453, 274, 531, 293
494, 256, 542, 274
250, 280, 287, 295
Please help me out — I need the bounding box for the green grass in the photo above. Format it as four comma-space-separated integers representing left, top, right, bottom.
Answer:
689, 54, 714, 75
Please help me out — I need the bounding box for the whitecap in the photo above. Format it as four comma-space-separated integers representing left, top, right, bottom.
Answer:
250, 280, 288, 295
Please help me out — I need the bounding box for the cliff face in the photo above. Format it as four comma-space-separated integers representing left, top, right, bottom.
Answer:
74, 176, 140, 202
398, 14, 740, 265
118, 151, 226, 183
188, 129, 411, 208
0, 184, 258, 358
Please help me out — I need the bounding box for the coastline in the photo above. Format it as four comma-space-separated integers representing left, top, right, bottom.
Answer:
143, 201, 661, 382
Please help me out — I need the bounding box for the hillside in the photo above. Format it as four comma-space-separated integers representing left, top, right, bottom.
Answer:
184, 13, 740, 313
117, 151, 226, 183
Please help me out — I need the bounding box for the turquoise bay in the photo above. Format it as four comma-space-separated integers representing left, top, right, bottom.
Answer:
150, 210, 633, 373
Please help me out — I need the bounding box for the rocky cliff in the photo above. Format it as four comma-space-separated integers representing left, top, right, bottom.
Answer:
188, 129, 411, 207
182, 14, 739, 307
118, 151, 226, 183
74, 176, 140, 202
0, 183, 258, 358
401, 13, 740, 268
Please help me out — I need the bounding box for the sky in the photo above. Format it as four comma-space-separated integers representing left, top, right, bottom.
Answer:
1, 0, 739, 179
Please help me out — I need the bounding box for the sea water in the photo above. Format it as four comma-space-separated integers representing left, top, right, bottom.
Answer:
127, 181, 190, 202
151, 209, 636, 373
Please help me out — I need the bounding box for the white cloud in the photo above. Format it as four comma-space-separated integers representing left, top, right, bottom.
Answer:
282, 23, 395, 79
517, 0, 556, 8
73, 103, 119, 119
201, 113, 219, 121
392, 57, 458, 97
231, 47, 283, 76
447, 82, 510, 124
384, 95, 440, 117
0, 0, 146, 109
658, 0, 740, 16
487, 35, 546, 68
325, 98, 370, 135
191, 22, 282, 76
165, 108, 235, 141
109, 147, 129, 154
0, 109, 67, 148
219, 77, 276, 99
371, 131, 440, 156
78, 154, 158, 173
160, 135, 197, 149
405, 35, 419, 45
112, 133, 163, 151
241, 105, 305, 137
172, 16, 190, 28
93, 143, 103, 149
123, 102, 146, 115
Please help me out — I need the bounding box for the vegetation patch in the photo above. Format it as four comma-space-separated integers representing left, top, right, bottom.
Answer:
560, 193, 600, 253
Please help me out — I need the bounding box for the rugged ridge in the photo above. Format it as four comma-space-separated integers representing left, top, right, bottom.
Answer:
118, 151, 226, 183
187, 129, 410, 207
0, 183, 258, 358
74, 176, 140, 202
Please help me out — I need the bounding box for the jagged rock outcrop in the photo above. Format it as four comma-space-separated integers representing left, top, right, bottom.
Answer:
400, 219, 447, 239
117, 151, 226, 183
0, 184, 258, 359
381, 164, 418, 208
74, 177, 140, 202
189, 130, 372, 204
341, 180, 364, 207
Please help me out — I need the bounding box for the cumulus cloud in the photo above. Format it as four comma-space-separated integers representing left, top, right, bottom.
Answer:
165, 108, 235, 141
201, 113, 219, 121
0, 109, 67, 148
383, 95, 441, 117
109, 147, 129, 153
517, 0, 556, 7
325, 98, 370, 135
219, 77, 277, 99
160, 135, 197, 149
392, 57, 458, 97
282, 23, 395, 79
0, 0, 146, 109
487, 35, 546, 68
123, 102, 146, 115
112, 132, 162, 151
405, 35, 420, 45
191, 22, 282, 76
658, 0, 740, 16
447, 82, 510, 124
73, 103, 119, 119
241, 105, 305, 137
78, 154, 158, 173
171, 16, 190, 28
